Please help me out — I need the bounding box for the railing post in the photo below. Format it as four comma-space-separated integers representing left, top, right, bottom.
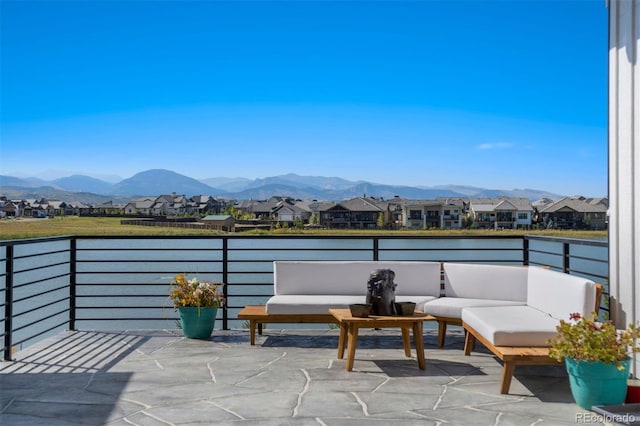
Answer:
4, 245, 13, 361
222, 237, 228, 330
563, 242, 571, 273
373, 237, 379, 261
522, 237, 529, 266
69, 238, 76, 331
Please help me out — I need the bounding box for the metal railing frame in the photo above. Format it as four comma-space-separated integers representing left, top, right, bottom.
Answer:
1, 234, 608, 361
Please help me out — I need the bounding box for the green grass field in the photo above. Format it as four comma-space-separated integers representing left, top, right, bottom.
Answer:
0, 216, 608, 241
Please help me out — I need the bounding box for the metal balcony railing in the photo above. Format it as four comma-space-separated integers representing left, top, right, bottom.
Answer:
1, 235, 608, 361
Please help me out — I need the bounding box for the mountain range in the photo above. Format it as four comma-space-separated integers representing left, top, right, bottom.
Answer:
0, 169, 566, 203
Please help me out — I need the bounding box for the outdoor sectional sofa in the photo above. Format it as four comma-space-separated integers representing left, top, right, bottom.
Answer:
238, 260, 601, 395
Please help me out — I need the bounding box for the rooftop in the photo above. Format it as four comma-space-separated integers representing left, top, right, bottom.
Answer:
1, 326, 603, 425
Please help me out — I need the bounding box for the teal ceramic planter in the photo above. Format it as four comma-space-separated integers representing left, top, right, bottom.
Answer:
565, 358, 630, 410
178, 307, 217, 339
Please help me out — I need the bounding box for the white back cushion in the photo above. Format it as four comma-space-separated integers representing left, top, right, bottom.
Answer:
372, 261, 441, 296
442, 262, 527, 301
273, 261, 441, 296
526, 266, 596, 319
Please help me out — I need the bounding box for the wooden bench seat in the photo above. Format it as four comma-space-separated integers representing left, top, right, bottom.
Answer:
237, 305, 337, 345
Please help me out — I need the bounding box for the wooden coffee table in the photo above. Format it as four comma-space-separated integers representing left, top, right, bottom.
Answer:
329, 308, 435, 371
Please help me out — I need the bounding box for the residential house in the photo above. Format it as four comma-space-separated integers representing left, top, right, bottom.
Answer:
244, 199, 279, 220
0, 199, 21, 218
65, 201, 91, 216
319, 197, 383, 229
402, 198, 466, 229
0, 198, 32, 218
125, 198, 156, 215
403, 200, 444, 229
470, 198, 533, 229
24, 198, 63, 218
538, 197, 608, 230
304, 200, 334, 227
378, 196, 407, 229
91, 201, 125, 216
46, 200, 68, 216
190, 195, 227, 216
273, 199, 311, 224
155, 193, 188, 216
437, 198, 466, 229
234, 196, 312, 225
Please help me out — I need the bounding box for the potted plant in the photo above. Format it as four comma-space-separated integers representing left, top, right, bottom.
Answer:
169, 273, 224, 339
548, 312, 640, 410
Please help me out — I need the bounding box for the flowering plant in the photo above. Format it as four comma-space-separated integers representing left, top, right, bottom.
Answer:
169, 273, 224, 309
548, 312, 640, 369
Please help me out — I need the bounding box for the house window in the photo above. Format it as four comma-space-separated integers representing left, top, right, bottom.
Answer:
497, 212, 513, 221
409, 210, 422, 220
518, 213, 528, 219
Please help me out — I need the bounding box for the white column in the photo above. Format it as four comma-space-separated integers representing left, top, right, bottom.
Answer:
608, 0, 640, 375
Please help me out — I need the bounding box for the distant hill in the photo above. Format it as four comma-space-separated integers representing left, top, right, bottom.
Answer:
500, 188, 566, 200
244, 173, 359, 191
1, 169, 568, 203
334, 182, 462, 200
229, 184, 330, 200
201, 177, 252, 192
53, 175, 114, 194
0, 186, 129, 204
0, 175, 57, 189
108, 169, 221, 196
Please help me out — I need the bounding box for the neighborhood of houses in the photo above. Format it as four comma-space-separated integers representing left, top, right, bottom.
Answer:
0, 193, 608, 232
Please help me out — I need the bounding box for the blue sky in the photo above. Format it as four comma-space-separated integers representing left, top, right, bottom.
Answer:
1, 0, 608, 196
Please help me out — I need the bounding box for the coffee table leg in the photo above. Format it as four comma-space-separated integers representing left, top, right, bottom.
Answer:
346, 323, 359, 371
413, 321, 426, 370
249, 320, 256, 345
401, 327, 411, 357
337, 322, 347, 359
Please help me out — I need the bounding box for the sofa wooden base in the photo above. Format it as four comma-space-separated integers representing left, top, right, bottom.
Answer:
237, 305, 337, 345
462, 322, 560, 394
435, 316, 462, 347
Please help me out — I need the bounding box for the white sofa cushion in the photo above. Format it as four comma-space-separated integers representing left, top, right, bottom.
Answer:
462, 305, 560, 347
266, 295, 438, 315
526, 266, 596, 319
394, 295, 439, 312
266, 295, 366, 315
273, 261, 441, 296
443, 263, 527, 301
424, 297, 525, 319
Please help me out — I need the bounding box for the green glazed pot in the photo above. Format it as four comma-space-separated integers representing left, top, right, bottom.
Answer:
178, 307, 217, 339
565, 357, 630, 410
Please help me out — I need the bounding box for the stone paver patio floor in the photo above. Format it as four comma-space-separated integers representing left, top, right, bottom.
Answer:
0, 327, 611, 425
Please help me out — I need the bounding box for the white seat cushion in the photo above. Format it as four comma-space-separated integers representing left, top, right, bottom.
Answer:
266, 295, 366, 315
394, 295, 438, 312
462, 306, 559, 347
424, 297, 525, 319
